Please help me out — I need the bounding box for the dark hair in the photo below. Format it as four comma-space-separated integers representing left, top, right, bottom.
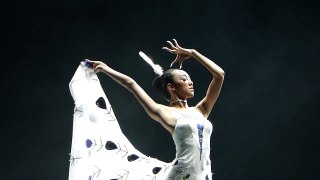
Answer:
152, 69, 178, 100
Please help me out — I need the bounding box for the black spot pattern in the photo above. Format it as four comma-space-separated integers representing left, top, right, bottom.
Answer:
105, 141, 117, 150
152, 167, 162, 174
96, 97, 106, 109
127, 154, 139, 162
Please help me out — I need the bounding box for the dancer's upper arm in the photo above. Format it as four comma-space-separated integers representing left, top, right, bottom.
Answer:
128, 80, 171, 124
196, 75, 224, 118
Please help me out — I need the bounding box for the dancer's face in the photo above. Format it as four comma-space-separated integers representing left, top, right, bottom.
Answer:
171, 70, 194, 99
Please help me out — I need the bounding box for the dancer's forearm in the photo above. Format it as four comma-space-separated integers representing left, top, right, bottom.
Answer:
100, 65, 136, 92
190, 50, 225, 79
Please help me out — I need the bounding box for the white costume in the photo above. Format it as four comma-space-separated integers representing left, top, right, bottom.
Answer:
68, 62, 213, 180
169, 108, 213, 179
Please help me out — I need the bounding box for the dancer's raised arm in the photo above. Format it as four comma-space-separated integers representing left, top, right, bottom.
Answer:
86, 60, 175, 131
162, 39, 225, 118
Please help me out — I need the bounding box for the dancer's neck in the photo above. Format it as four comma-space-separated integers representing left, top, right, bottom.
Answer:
169, 99, 188, 108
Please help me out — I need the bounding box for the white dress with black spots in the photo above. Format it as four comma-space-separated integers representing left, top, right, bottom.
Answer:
68, 62, 213, 180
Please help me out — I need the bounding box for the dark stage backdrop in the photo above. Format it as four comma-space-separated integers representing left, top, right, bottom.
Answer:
1, 0, 319, 179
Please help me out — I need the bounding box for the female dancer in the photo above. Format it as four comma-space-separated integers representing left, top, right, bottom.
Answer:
87, 39, 225, 179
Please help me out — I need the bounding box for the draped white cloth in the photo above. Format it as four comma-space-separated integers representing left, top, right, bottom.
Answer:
68, 62, 171, 180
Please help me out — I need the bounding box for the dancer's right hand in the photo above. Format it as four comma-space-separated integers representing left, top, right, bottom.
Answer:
85, 59, 107, 73
162, 39, 194, 69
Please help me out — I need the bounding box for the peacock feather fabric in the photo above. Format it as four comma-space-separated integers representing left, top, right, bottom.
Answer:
68, 62, 171, 180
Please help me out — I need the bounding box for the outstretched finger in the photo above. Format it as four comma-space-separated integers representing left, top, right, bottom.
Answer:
171, 55, 183, 67
173, 39, 181, 48
170, 60, 176, 67
162, 47, 175, 54
170, 55, 180, 67
176, 56, 184, 69
179, 59, 186, 69
166, 40, 176, 49
176, 55, 183, 63
170, 59, 178, 67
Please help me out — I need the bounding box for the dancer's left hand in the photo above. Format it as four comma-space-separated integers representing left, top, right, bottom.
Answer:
162, 39, 194, 69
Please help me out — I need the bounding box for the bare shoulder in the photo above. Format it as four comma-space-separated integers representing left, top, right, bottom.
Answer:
194, 105, 210, 119
155, 105, 180, 134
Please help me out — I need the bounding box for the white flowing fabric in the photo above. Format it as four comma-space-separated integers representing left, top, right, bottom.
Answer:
68, 62, 171, 180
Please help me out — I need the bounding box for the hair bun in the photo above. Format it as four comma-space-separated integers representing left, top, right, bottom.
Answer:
152, 75, 162, 91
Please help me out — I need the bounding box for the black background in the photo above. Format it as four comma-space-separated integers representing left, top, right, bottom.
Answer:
1, 0, 319, 179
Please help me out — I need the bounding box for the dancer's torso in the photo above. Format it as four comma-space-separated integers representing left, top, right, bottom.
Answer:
165, 108, 213, 180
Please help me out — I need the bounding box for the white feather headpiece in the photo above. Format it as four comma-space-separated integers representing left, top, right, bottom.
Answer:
139, 51, 163, 76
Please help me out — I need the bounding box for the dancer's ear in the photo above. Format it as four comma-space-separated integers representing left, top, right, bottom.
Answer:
167, 83, 175, 91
